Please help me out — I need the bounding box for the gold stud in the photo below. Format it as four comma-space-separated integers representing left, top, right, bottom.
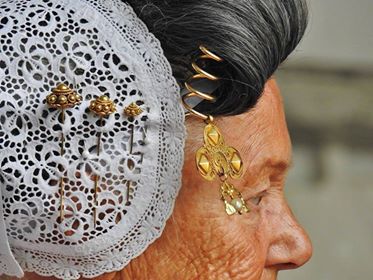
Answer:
207, 127, 220, 146
204, 123, 223, 147
197, 154, 210, 175
124, 102, 143, 117
230, 152, 242, 173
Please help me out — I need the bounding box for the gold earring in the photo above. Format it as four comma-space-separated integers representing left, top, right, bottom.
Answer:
182, 46, 249, 215
46, 83, 82, 221
89, 95, 116, 227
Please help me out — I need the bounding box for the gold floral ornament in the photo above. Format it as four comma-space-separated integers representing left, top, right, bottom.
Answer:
46, 83, 82, 222
182, 46, 249, 216
89, 95, 116, 227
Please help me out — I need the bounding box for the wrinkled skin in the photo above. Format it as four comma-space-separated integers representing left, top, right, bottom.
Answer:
22, 79, 312, 280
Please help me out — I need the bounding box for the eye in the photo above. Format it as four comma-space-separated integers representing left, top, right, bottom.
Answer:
249, 196, 262, 206
248, 191, 267, 206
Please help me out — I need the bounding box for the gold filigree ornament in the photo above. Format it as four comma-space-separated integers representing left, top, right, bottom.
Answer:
196, 123, 243, 181
124, 102, 143, 117
182, 46, 250, 215
89, 95, 116, 118
46, 83, 82, 221
196, 122, 249, 215
46, 83, 82, 110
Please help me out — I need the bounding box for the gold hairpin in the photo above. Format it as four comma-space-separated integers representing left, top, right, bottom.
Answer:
124, 102, 143, 204
89, 95, 116, 227
182, 46, 249, 215
46, 83, 82, 221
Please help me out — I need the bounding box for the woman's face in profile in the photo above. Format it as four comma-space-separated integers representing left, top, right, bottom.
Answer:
126, 78, 312, 280
23, 79, 312, 280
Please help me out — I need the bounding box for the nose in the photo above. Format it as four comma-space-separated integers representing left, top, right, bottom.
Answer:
265, 203, 313, 270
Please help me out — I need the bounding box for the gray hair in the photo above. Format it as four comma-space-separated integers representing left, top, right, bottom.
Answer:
126, 0, 308, 116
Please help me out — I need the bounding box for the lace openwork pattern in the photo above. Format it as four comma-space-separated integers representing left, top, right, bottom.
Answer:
0, 0, 185, 278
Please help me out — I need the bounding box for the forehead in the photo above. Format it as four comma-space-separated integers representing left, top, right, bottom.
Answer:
216, 79, 291, 179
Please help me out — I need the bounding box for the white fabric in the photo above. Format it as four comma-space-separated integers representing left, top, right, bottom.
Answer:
0, 0, 185, 279
0, 185, 24, 278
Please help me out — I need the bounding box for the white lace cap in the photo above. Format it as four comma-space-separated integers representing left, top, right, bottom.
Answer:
0, 0, 185, 279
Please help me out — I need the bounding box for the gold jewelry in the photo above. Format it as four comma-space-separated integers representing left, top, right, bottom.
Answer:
182, 46, 222, 121
124, 102, 143, 117
46, 83, 82, 221
89, 95, 116, 117
123, 102, 143, 204
89, 95, 116, 227
183, 46, 249, 215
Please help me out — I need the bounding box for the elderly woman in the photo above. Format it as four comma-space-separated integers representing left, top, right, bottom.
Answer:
0, 0, 311, 279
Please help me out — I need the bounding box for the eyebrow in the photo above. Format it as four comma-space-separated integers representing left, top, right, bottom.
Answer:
267, 158, 293, 173
241, 158, 292, 192
248, 157, 293, 176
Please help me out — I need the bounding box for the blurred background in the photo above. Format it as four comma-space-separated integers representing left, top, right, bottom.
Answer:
277, 0, 373, 280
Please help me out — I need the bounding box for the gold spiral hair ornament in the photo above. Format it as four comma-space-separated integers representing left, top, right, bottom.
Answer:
182, 46, 222, 121
182, 46, 249, 215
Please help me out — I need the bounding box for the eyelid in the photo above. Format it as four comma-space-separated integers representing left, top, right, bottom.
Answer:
241, 179, 270, 202
248, 190, 267, 206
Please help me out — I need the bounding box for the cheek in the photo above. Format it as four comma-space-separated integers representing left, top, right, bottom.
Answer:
218, 212, 269, 279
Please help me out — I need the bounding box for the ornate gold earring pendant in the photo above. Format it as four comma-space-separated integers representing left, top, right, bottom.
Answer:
46, 83, 82, 221
182, 46, 249, 215
89, 95, 116, 227
196, 122, 249, 215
